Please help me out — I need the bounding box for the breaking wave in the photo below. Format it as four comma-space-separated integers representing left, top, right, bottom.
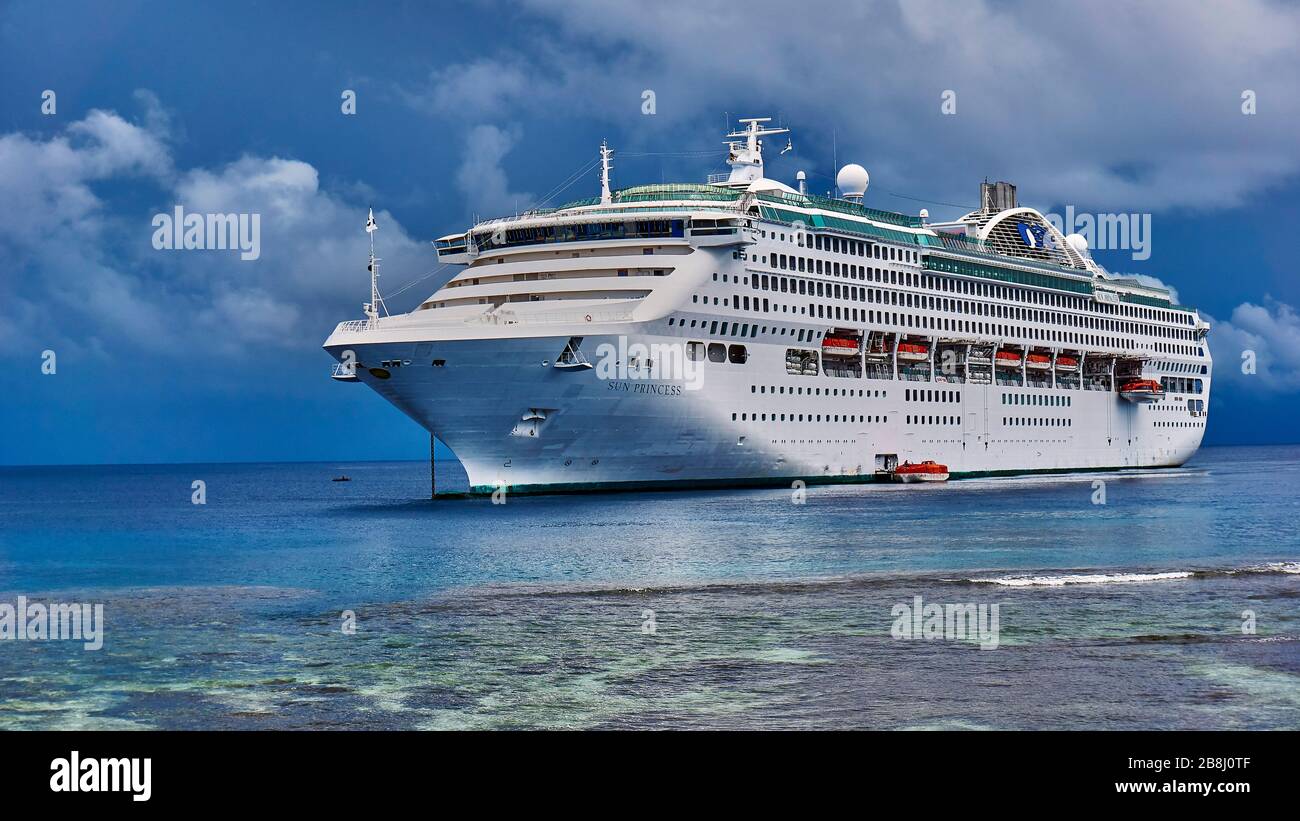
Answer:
963, 563, 1300, 587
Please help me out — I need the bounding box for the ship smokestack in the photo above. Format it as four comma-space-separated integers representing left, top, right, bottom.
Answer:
980, 180, 1017, 212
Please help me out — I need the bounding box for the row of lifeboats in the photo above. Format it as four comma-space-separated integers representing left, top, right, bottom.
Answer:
821, 335, 1160, 402
991, 351, 1078, 371
847, 337, 1083, 372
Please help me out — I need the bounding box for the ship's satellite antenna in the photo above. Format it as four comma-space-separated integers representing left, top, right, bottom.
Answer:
599, 140, 614, 205
836, 164, 870, 203
363, 207, 386, 325
780, 137, 793, 155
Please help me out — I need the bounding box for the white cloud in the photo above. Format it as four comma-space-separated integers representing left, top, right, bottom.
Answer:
406, 59, 534, 119
0, 99, 436, 361
455, 124, 534, 218
1207, 300, 1300, 392
418, 0, 1300, 213
0, 108, 170, 248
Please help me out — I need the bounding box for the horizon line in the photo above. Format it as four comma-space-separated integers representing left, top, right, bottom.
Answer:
2, 441, 1298, 470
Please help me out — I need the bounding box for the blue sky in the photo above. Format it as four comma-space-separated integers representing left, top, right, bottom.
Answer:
2, 0, 1299, 465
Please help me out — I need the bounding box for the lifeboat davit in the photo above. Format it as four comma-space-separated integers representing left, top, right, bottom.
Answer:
897, 342, 930, 363
1119, 379, 1165, 402
995, 350, 1022, 368
893, 460, 950, 483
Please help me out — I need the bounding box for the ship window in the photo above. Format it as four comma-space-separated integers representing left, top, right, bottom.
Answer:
687, 341, 705, 362
708, 343, 726, 363
728, 345, 748, 364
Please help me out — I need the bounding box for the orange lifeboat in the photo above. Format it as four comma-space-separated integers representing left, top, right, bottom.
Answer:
1119, 378, 1165, 402
821, 335, 861, 356
897, 341, 930, 362
1055, 355, 1079, 372
995, 350, 1022, 368
1026, 352, 1052, 370
893, 460, 950, 483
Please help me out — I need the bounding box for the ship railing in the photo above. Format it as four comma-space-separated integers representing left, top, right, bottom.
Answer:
468, 307, 636, 327
333, 319, 379, 334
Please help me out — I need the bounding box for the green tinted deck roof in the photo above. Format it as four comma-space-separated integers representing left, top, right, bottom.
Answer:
555, 183, 923, 227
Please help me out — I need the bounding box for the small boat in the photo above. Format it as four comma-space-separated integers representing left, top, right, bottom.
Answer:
994, 350, 1022, 368
1119, 379, 1165, 403
1026, 353, 1052, 370
1055, 356, 1079, 372
893, 460, 950, 483
896, 342, 930, 362
821, 335, 862, 356
332, 475, 352, 482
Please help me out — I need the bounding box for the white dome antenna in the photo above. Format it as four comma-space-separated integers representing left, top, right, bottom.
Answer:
796, 170, 807, 195
837, 164, 869, 202
1065, 233, 1090, 255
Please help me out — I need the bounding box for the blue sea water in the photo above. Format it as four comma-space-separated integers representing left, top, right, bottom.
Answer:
1, 445, 1297, 729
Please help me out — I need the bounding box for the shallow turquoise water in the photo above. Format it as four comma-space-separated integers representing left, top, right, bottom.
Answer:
0, 445, 1297, 729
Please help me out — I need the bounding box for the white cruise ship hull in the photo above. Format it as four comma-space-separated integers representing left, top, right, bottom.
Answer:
325, 325, 1206, 495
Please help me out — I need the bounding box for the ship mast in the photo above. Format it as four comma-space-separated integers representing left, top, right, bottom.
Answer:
599, 140, 614, 204
363, 207, 385, 326
721, 117, 790, 186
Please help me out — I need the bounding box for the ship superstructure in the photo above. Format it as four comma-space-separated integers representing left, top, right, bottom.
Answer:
324, 118, 1210, 494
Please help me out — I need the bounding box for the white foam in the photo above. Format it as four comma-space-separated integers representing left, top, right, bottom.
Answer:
971, 571, 1193, 587
1236, 562, 1300, 575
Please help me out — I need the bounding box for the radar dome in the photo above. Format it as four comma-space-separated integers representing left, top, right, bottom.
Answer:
919, 208, 930, 220
836, 164, 870, 198
1065, 233, 1089, 254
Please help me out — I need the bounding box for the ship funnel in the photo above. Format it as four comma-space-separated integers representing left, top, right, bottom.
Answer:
980, 180, 1017, 212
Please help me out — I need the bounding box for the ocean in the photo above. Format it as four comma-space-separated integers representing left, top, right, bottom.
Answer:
1, 445, 1297, 729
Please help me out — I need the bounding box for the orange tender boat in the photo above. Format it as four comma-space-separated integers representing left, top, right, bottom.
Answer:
1119, 379, 1165, 402
893, 460, 950, 483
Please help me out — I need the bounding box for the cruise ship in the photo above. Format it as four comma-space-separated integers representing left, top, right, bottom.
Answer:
323, 118, 1211, 494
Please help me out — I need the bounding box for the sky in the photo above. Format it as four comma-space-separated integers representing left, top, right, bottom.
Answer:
2, 0, 1299, 466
